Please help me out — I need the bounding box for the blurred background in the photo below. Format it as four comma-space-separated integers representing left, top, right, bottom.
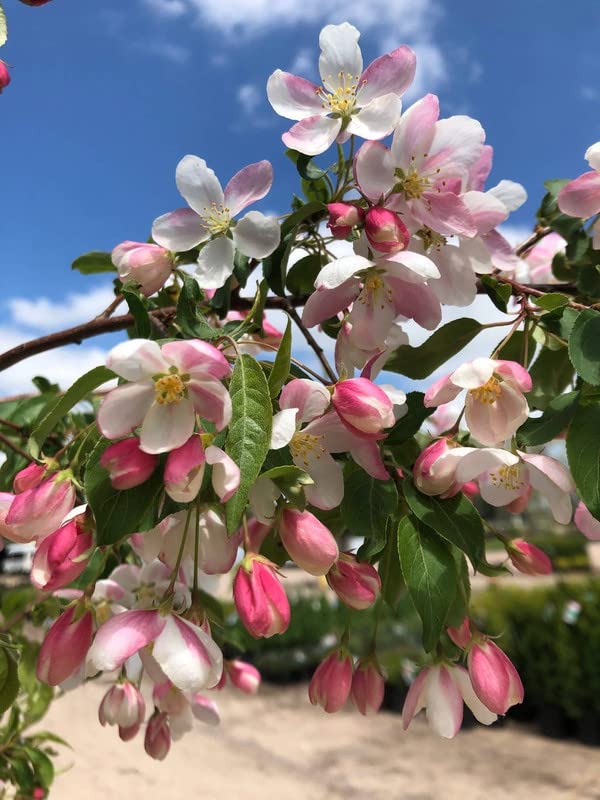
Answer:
1, 1, 600, 797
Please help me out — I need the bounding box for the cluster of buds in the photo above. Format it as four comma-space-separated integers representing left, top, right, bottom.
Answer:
309, 651, 385, 716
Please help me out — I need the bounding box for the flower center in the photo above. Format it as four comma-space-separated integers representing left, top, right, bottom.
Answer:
317, 72, 362, 117
395, 167, 430, 199
359, 270, 393, 309
289, 432, 325, 467
154, 374, 186, 405
489, 464, 524, 492
201, 202, 232, 236
470, 377, 502, 405
418, 227, 447, 251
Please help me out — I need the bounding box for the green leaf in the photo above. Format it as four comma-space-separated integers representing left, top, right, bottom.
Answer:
495, 329, 535, 366
569, 309, 600, 385
268, 319, 292, 399
533, 293, 569, 312
260, 465, 312, 487
481, 275, 512, 313
0, 648, 20, 714
122, 288, 151, 338
29, 366, 115, 458
23, 747, 54, 789
385, 319, 483, 379
286, 149, 328, 180
386, 392, 434, 444
544, 178, 570, 197
567, 402, 600, 520
397, 516, 457, 652
527, 347, 573, 410
378, 524, 404, 611
286, 253, 323, 296
225, 355, 273, 532
446, 552, 471, 628
71, 251, 116, 275
176, 273, 220, 340
85, 438, 164, 545
281, 201, 327, 237
518, 391, 580, 446
403, 479, 485, 568
341, 463, 398, 560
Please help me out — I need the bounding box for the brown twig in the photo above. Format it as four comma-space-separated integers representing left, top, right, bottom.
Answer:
0, 431, 32, 461
514, 226, 552, 257
285, 302, 338, 383
0, 417, 23, 433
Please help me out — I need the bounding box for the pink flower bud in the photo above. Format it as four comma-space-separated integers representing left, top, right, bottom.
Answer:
6, 474, 76, 542
326, 553, 381, 610
119, 723, 141, 742
164, 435, 206, 502
112, 241, 174, 296
31, 516, 93, 592
279, 508, 339, 576
13, 463, 46, 493
144, 712, 171, 761
508, 539, 552, 576
233, 556, 290, 638
0, 62, 10, 94
99, 682, 146, 729
447, 617, 472, 649
468, 639, 524, 715
226, 660, 261, 694
36, 603, 94, 686
309, 651, 353, 713
327, 203, 364, 239
332, 378, 395, 439
351, 660, 385, 715
364, 207, 410, 254
574, 501, 600, 541
100, 437, 158, 491
413, 438, 462, 497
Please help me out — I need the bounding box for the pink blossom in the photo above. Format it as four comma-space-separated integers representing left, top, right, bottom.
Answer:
31, 516, 93, 592
326, 552, 381, 610
447, 617, 472, 649
425, 358, 532, 447
6, 472, 76, 542
112, 241, 174, 296
233, 556, 290, 638
144, 712, 171, 761
278, 508, 339, 576
99, 682, 146, 729
0, 62, 10, 93
332, 377, 395, 439
97, 339, 231, 454
413, 439, 472, 497
308, 651, 353, 713
522, 231, 566, 283
508, 539, 552, 576
364, 207, 410, 254
226, 660, 261, 695
164, 434, 239, 504
327, 203, 365, 238
267, 23, 415, 156
351, 660, 385, 715
152, 157, 280, 290
88, 609, 223, 692
402, 663, 497, 738
100, 437, 158, 490
574, 501, 600, 541
37, 603, 94, 686
13, 463, 46, 493
558, 142, 600, 227
468, 639, 524, 715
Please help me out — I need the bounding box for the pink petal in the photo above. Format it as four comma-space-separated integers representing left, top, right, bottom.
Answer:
468, 145, 493, 191
391, 93, 439, 170
575, 501, 600, 541
461, 191, 508, 234
358, 45, 416, 105
424, 373, 462, 407
414, 192, 477, 238
426, 665, 464, 739
224, 161, 273, 218
402, 666, 429, 729
302, 281, 360, 328
153, 616, 223, 693
152, 208, 209, 252
88, 610, 165, 673
205, 445, 241, 502
353, 141, 395, 201
266, 70, 323, 121
187, 378, 232, 430
495, 360, 532, 392
282, 115, 341, 157
162, 340, 230, 380
279, 378, 331, 424
558, 171, 600, 218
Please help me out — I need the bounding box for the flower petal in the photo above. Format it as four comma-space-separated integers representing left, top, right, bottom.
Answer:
97, 382, 155, 440
353, 141, 395, 201
266, 70, 324, 121
187, 378, 232, 430
176, 155, 224, 215
385, 250, 440, 280
358, 45, 416, 105
488, 180, 527, 213
279, 379, 331, 424
233, 211, 281, 259
347, 93, 401, 140
302, 280, 360, 328
107, 339, 169, 381
161, 339, 230, 380
452, 665, 497, 726
558, 171, 600, 218
205, 445, 241, 502
586, 142, 600, 171
391, 94, 439, 169
139, 399, 195, 454
152, 208, 209, 251
153, 616, 223, 693
302, 451, 344, 511
195, 236, 235, 290
425, 665, 463, 739
520, 452, 574, 524
319, 23, 363, 92
414, 192, 477, 238
88, 610, 165, 673
316, 255, 373, 289
224, 161, 273, 218
270, 408, 298, 449
282, 115, 341, 157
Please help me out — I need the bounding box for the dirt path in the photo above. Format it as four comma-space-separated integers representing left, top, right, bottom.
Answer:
40, 681, 600, 799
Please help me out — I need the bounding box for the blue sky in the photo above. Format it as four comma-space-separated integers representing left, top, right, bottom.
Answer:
0, 0, 599, 392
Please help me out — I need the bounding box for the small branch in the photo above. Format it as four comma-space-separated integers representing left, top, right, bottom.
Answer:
0, 417, 23, 433
0, 431, 33, 461
285, 302, 338, 383
97, 294, 124, 319
514, 226, 552, 257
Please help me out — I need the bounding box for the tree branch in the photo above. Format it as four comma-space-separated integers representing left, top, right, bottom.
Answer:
285, 302, 338, 383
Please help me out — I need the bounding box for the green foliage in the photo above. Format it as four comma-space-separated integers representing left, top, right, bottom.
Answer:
569, 308, 600, 385
518, 390, 579, 446
567, 402, 600, 520
526, 346, 573, 410
71, 251, 116, 274
340, 462, 398, 561
285, 253, 323, 295
480, 275, 512, 312
225, 354, 273, 532
386, 392, 434, 444
267, 319, 292, 398
122, 287, 152, 338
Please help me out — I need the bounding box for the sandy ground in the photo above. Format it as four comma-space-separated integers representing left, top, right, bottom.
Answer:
41, 680, 600, 800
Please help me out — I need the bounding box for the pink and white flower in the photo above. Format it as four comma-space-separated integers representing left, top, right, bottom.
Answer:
267, 23, 415, 156
99, 682, 146, 730
100, 437, 158, 491
88, 609, 223, 693
37, 602, 94, 686
97, 339, 231, 454
327, 202, 365, 239
309, 651, 353, 713
233, 555, 290, 639
351, 660, 385, 715
326, 552, 381, 610
425, 358, 532, 446
278, 508, 339, 576
402, 663, 497, 739
558, 142, 600, 247
467, 640, 524, 715
112, 241, 174, 296
225, 660, 261, 695
31, 514, 93, 592
153, 681, 220, 740
6, 471, 76, 542
508, 539, 552, 576
152, 156, 280, 289
332, 377, 395, 439
144, 711, 171, 761
164, 434, 240, 504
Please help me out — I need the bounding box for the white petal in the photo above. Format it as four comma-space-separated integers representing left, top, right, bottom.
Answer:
430, 244, 478, 307
282, 115, 341, 157
152, 208, 209, 252
452, 666, 497, 726
348, 94, 401, 140
270, 409, 298, 449
488, 180, 528, 213
354, 141, 395, 201
454, 447, 519, 484
205, 446, 241, 503
195, 236, 235, 290
139, 399, 195, 454
248, 476, 280, 523
266, 70, 323, 121
153, 616, 223, 693
176, 156, 224, 215
232, 211, 281, 259
107, 339, 169, 381
385, 250, 440, 280
585, 142, 600, 172
319, 23, 362, 92
302, 451, 344, 511
316, 255, 373, 289
451, 358, 496, 389
97, 382, 154, 440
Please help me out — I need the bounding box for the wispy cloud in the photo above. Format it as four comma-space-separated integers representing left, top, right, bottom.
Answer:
142, 0, 187, 18
133, 40, 192, 63
237, 83, 262, 116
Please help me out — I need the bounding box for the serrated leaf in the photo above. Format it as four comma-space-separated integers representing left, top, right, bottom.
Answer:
569, 308, 600, 385
385, 319, 483, 379
268, 319, 292, 398
286, 253, 323, 296
225, 355, 272, 532
85, 438, 164, 545
29, 366, 115, 458
71, 251, 116, 275
481, 275, 512, 312
122, 288, 151, 338
398, 516, 457, 652
518, 391, 579, 446
341, 462, 398, 561
567, 402, 600, 520
403, 479, 485, 568
378, 523, 404, 611
386, 392, 434, 444
0, 648, 19, 714
176, 273, 220, 340
533, 293, 569, 312
527, 347, 573, 410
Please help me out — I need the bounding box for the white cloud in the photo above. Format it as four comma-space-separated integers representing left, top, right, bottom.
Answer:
7, 286, 116, 332
402, 41, 447, 101
289, 48, 316, 78
580, 86, 599, 102
498, 223, 532, 248
237, 83, 262, 116
142, 0, 187, 18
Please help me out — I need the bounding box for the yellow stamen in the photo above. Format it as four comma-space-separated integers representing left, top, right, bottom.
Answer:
489, 464, 524, 492
317, 71, 363, 117
154, 374, 186, 405
201, 202, 231, 236
290, 432, 325, 467
470, 377, 502, 405
359, 270, 393, 311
